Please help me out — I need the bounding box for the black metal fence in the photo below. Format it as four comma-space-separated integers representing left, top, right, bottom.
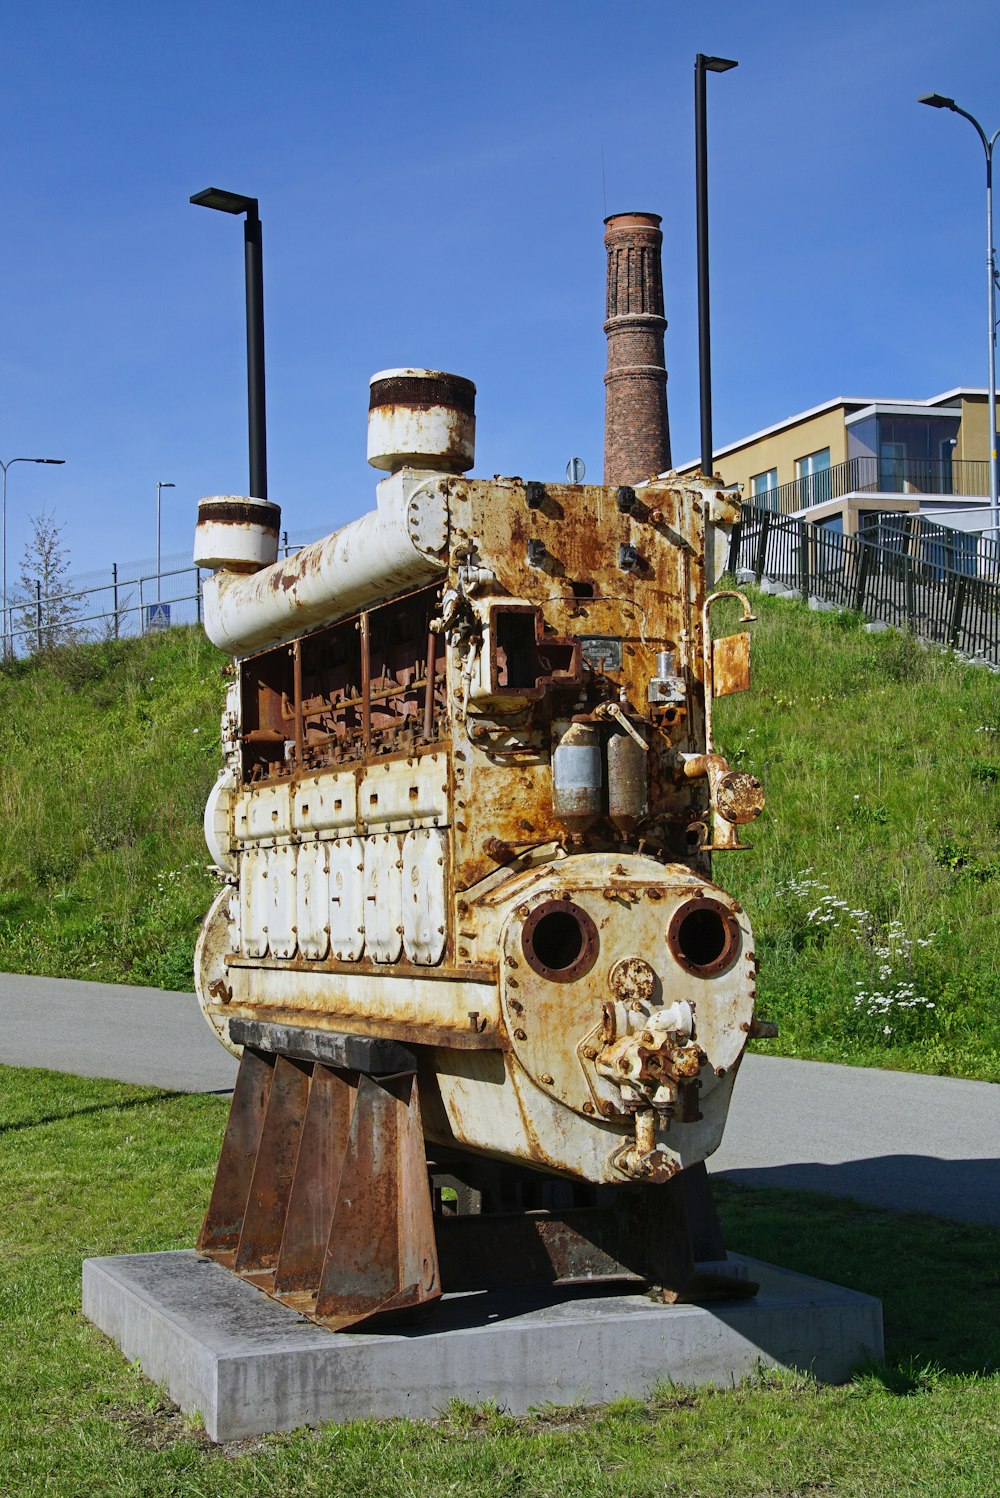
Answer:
728, 503, 1000, 666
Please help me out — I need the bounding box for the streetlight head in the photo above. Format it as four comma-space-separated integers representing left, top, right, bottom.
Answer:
918, 92, 955, 110
699, 54, 738, 73
159, 482, 176, 489
36, 458, 64, 465
190, 187, 258, 217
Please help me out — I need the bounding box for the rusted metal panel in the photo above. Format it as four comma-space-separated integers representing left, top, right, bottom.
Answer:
329, 837, 364, 961
296, 841, 329, 960
402, 828, 447, 965
712, 630, 751, 697
364, 835, 403, 964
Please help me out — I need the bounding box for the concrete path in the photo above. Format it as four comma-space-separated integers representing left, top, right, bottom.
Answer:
0, 972, 237, 1094
0, 973, 996, 1225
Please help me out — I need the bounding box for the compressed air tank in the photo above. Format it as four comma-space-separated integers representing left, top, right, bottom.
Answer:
608, 730, 649, 834
552, 722, 602, 833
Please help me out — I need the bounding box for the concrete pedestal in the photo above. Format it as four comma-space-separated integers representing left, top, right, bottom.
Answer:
83, 1251, 883, 1443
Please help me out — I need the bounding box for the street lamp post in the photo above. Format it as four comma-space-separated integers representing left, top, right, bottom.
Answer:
696, 53, 738, 478
919, 93, 1000, 541
0, 456, 66, 657
190, 188, 268, 502
156, 482, 175, 603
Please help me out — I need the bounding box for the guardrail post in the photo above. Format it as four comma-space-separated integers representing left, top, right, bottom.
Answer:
798, 524, 810, 601
727, 517, 743, 576
949, 575, 968, 649
754, 510, 771, 583
905, 554, 916, 628
852, 542, 871, 613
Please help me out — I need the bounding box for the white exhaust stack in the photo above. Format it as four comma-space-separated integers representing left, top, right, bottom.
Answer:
196, 369, 475, 656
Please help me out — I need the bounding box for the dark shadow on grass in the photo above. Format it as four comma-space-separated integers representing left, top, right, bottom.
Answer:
717, 1154, 1000, 1229
0, 1089, 185, 1135
713, 1176, 1000, 1383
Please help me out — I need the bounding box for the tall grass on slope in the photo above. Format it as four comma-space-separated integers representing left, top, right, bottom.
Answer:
714, 590, 1000, 1081
0, 628, 225, 989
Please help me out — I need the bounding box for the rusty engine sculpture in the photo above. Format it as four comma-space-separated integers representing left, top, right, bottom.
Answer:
193, 368, 768, 1329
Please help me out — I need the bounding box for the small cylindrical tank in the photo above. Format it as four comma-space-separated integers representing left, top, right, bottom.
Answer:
552, 722, 602, 832
194, 495, 281, 573
367, 368, 476, 473
607, 730, 649, 833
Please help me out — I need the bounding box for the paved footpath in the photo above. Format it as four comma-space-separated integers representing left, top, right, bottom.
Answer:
1, 973, 996, 1226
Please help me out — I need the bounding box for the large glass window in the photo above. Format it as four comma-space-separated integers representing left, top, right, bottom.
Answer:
795, 448, 831, 508
750, 468, 778, 509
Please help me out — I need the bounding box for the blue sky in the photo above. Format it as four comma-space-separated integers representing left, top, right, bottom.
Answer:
0, 0, 995, 575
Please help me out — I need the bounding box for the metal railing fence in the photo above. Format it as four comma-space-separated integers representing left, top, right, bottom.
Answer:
752, 455, 991, 515
728, 502, 1000, 666
1, 527, 325, 656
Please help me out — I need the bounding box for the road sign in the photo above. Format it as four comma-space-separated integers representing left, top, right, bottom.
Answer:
566, 457, 586, 484
145, 603, 171, 631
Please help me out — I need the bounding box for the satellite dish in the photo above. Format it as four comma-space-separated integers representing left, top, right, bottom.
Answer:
566, 457, 586, 483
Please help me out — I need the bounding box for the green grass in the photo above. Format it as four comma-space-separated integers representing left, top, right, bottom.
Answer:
0, 602, 997, 1079
0, 628, 225, 990
714, 590, 1000, 1081
1, 1063, 997, 1496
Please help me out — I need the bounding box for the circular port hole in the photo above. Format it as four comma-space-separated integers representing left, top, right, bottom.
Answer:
521, 899, 599, 982
666, 897, 741, 977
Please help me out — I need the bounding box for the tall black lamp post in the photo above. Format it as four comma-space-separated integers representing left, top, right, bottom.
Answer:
695, 54, 738, 478
919, 94, 1000, 541
190, 188, 268, 502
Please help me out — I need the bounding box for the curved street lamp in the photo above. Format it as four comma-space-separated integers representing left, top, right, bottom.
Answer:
919, 93, 1000, 540
1, 456, 66, 657
190, 187, 268, 502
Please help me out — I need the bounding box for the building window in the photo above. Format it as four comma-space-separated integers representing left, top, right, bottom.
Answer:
795, 448, 831, 508
750, 469, 778, 508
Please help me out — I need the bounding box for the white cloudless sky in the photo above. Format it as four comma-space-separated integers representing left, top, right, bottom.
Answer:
0, 0, 995, 574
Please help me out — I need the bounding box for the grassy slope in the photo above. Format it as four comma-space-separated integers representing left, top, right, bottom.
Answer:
713, 591, 1000, 1081
2, 1065, 996, 1497
0, 628, 224, 991
0, 600, 997, 1078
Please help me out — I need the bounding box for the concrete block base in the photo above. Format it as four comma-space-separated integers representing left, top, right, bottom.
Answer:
83, 1251, 883, 1443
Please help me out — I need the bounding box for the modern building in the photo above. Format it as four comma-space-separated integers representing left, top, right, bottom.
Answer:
675, 389, 996, 545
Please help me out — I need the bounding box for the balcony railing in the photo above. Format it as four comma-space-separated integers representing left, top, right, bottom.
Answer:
752, 456, 991, 515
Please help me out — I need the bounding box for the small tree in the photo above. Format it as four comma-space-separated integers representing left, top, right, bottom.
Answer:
16, 508, 80, 654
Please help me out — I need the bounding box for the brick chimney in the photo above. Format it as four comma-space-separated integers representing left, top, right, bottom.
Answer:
603, 212, 671, 485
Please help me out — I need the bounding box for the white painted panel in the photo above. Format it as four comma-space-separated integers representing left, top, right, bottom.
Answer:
329, 837, 365, 961
268, 844, 297, 959
293, 772, 357, 835
245, 783, 293, 842
359, 753, 448, 833
242, 846, 269, 958
364, 833, 403, 963
296, 842, 329, 960
402, 829, 447, 966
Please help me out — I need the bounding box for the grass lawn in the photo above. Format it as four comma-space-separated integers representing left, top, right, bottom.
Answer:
1, 1064, 997, 1496
713, 591, 1000, 1082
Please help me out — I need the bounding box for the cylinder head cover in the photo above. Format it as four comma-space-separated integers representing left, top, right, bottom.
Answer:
367, 368, 476, 473
194, 495, 281, 573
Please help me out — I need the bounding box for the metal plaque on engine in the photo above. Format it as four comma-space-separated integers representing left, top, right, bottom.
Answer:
579, 635, 623, 672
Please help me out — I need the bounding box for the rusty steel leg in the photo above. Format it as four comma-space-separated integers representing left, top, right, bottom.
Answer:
198, 1046, 276, 1259
273, 1065, 358, 1299
314, 1071, 440, 1327
234, 1054, 312, 1278
436, 1177, 695, 1295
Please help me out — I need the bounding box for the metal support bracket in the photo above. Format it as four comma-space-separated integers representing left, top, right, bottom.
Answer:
198, 1031, 440, 1330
